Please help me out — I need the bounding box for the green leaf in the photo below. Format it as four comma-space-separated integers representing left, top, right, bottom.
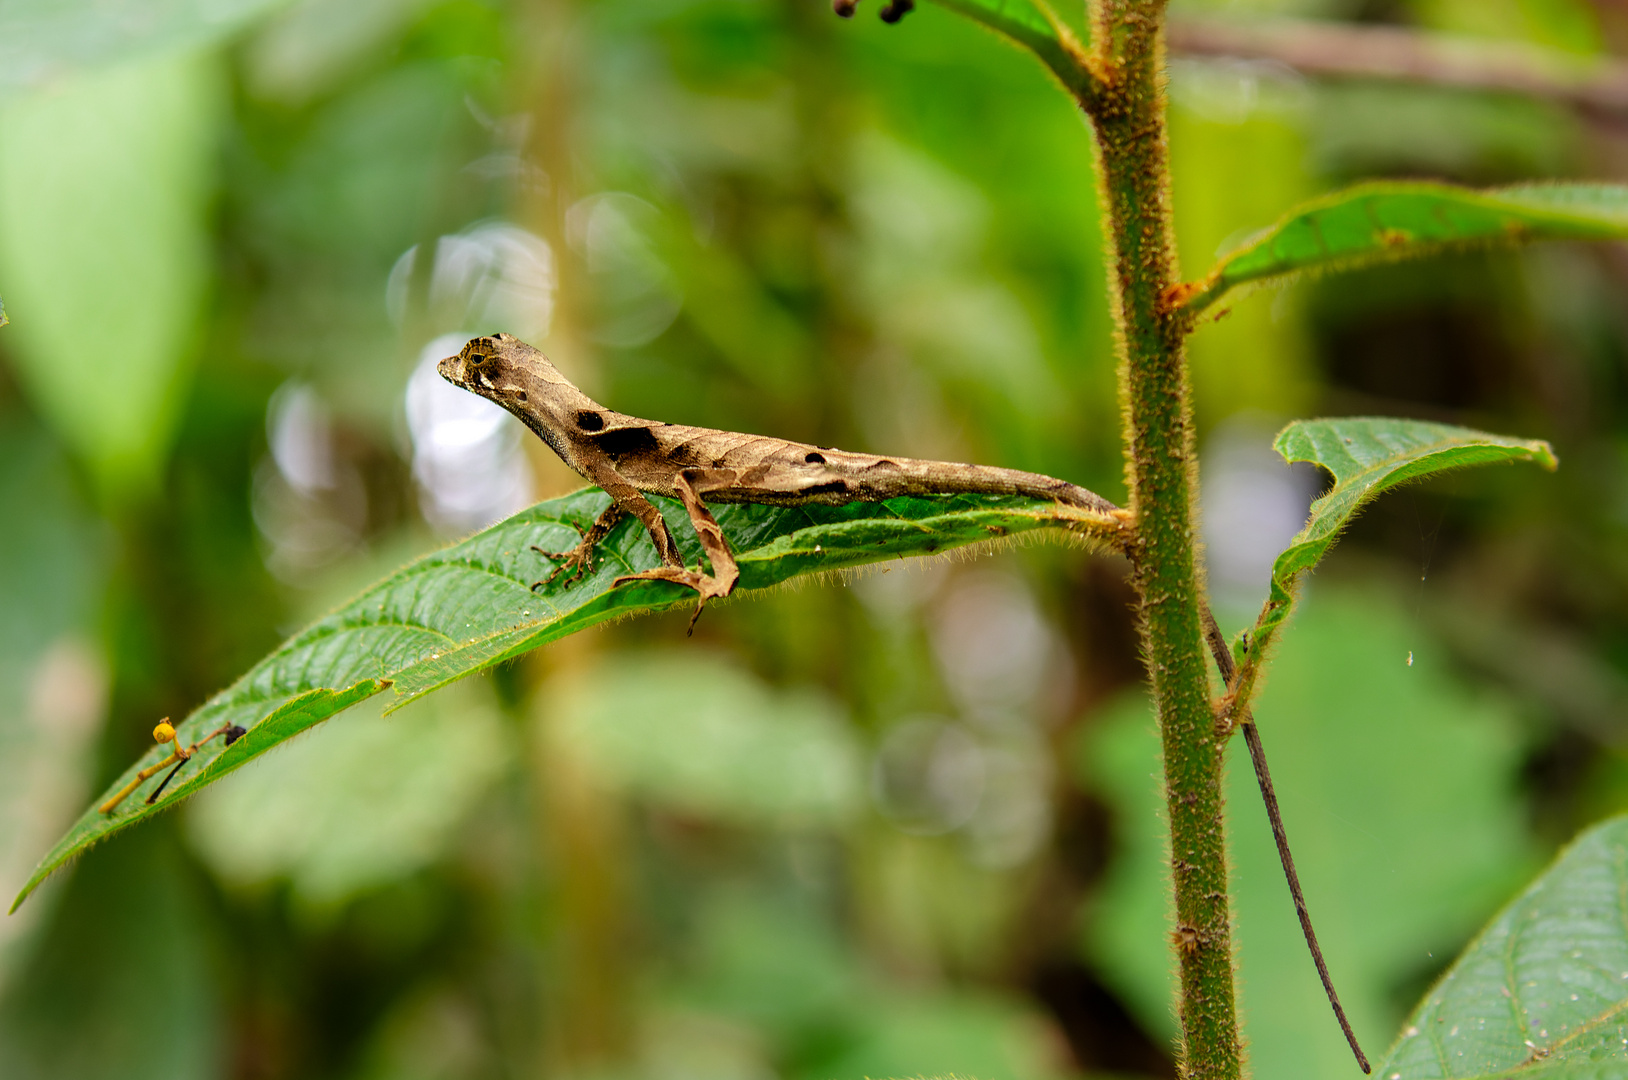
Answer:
13, 487, 1105, 911
1178, 182, 1628, 316
0, 0, 287, 98
1376, 812, 1628, 1080
0, 51, 222, 499
922, 0, 1092, 97
1259, 417, 1556, 641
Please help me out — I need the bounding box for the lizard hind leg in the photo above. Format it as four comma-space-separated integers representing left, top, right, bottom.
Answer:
530, 502, 627, 590
613, 470, 740, 634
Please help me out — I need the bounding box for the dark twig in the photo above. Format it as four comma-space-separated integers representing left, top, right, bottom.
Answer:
145, 757, 189, 805
1240, 719, 1370, 1073
1199, 603, 1371, 1074
1169, 15, 1628, 124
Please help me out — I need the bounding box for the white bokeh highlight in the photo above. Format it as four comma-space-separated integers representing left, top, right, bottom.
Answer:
405, 334, 532, 535
254, 380, 366, 580
387, 220, 556, 341
1201, 414, 1320, 618
566, 192, 682, 348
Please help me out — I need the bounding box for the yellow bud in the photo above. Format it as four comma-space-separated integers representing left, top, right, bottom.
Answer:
153, 720, 176, 744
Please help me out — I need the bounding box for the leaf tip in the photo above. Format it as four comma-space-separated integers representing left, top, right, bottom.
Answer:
11, 863, 57, 914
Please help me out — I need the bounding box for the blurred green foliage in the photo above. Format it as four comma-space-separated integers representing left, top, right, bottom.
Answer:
0, 51, 220, 497
2, 0, 1628, 1077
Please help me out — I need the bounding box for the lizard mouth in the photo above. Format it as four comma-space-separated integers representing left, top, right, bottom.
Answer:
436, 353, 466, 384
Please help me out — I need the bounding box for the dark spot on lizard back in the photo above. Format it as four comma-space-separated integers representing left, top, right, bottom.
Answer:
804, 451, 826, 464
803, 480, 849, 496
594, 425, 659, 457
576, 410, 605, 431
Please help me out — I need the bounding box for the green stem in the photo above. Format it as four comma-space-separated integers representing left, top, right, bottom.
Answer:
1083, 3, 1242, 1077
1225, 593, 1288, 729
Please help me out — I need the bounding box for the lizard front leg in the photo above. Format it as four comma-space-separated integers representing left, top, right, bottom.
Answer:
614, 469, 740, 633
530, 502, 627, 590
587, 461, 686, 565
531, 461, 685, 594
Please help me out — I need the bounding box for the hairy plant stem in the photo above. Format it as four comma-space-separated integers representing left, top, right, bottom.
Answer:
1084, 2, 1242, 1077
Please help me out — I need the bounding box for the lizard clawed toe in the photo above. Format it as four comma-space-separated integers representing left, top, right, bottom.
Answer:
613, 567, 734, 634
529, 540, 596, 590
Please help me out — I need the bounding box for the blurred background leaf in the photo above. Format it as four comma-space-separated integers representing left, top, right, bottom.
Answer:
0, 830, 222, 1080
0, 0, 288, 98
0, 49, 221, 499
551, 651, 863, 829
0, 417, 109, 991
187, 679, 512, 910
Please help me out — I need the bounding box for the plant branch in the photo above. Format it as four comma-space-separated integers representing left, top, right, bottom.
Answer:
1240, 722, 1370, 1071
1168, 14, 1628, 122
1084, 2, 1241, 1076
1224, 592, 1287, 732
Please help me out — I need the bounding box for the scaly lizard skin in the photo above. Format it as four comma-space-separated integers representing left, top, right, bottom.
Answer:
438, 333, 1125, 626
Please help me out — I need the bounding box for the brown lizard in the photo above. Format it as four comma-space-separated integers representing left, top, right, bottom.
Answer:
437, 333, 1128, 628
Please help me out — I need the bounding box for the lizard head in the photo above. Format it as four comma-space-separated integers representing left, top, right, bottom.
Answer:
441, 333, 524, 396
439, 333, 580, 404
438, 333, 611, 465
